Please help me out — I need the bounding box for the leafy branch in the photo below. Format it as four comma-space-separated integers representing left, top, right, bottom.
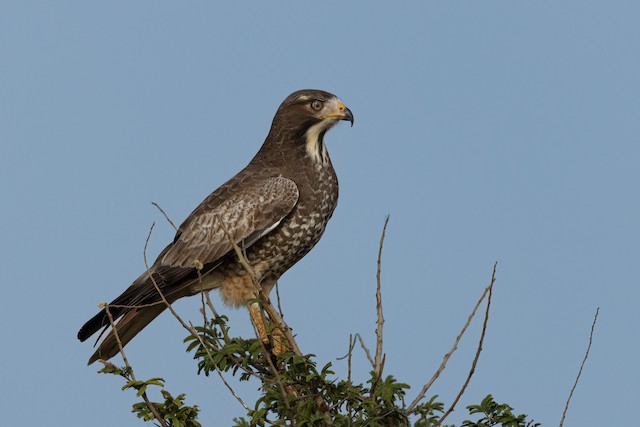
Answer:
92, 212, 598, 427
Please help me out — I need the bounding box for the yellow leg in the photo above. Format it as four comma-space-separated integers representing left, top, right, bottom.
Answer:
272, 327, 286, 355
248, 302, 270, 345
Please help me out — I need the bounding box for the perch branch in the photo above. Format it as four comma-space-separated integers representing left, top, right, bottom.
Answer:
217, 216, 302, 356
213, 218, 299, 421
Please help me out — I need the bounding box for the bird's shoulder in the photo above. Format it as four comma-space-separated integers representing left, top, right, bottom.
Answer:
157, 170, 299, 268
180, 170, 299, 233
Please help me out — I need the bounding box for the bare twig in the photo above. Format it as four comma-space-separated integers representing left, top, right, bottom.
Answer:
406, 263, 497, 414
197, 269, 252, 408
216, 216, 302, 356
216, 220, 335, 426
103, 305, 133, 380
436, 264, 496, 426
198, 263, 209, 344
347, 334, 354, 426
336, 334, 358, 420
143, 222, 253, 411
187, 321, 251, 412
346, 334, 355, 384
369, 354, 386, 399
243, 303, 294, 425
200, 290, 208, 334
210, 218, 298, 421
108, 301, 166, 309
336, 334, 357, 361
374, 215, 389, 377
261, 296, 302, 355
151, 202, 178, 232
103, 303, 169, 427
275, 281, 284, 319
355, 333, 375, 368
559, 307, 599, 427
203, 293, 271, 381
143, 223, 192, 333
205, 293, 221, 318
204, 293, 228, 343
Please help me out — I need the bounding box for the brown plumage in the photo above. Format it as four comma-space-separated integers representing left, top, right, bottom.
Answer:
77, 89, 353, 364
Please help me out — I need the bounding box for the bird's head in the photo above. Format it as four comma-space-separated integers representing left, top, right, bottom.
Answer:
277, 89, 353, 126
269, 89, 354, 164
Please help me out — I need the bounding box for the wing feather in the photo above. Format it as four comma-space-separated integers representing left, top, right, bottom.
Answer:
161, 176, 299, 268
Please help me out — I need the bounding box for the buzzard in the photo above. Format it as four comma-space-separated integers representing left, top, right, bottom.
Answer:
78, 89, 353, 364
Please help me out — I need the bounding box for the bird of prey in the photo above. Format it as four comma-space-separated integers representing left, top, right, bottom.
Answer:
78, 89, 353, 364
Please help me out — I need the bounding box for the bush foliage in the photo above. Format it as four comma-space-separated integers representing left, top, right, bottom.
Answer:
99, 311, 538, 427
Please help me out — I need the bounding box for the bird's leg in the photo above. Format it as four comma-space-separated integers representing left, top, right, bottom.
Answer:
248, 302, 270, 345
248, 301, 288, 355
271, 327, 286, 355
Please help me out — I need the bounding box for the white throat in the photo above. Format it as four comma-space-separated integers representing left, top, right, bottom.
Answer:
305, 121, 333, 165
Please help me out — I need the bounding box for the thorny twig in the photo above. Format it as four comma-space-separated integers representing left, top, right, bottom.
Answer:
559, 307, 599, 427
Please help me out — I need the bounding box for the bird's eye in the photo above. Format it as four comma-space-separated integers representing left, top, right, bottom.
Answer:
311, 100, 323, 111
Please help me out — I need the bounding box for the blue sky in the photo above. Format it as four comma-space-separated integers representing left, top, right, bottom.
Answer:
1, 2, 638, 426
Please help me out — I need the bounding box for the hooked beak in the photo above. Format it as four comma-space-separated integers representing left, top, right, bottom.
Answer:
325, 100, 354, 127
341, 106, 354, 127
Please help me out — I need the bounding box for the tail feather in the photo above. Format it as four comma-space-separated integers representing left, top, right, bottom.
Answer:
79, 272, 188, 364
79, 263, 202, 364
78, 271, 153, 343
87, 302, 169, 364
77, 306, 125, 343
